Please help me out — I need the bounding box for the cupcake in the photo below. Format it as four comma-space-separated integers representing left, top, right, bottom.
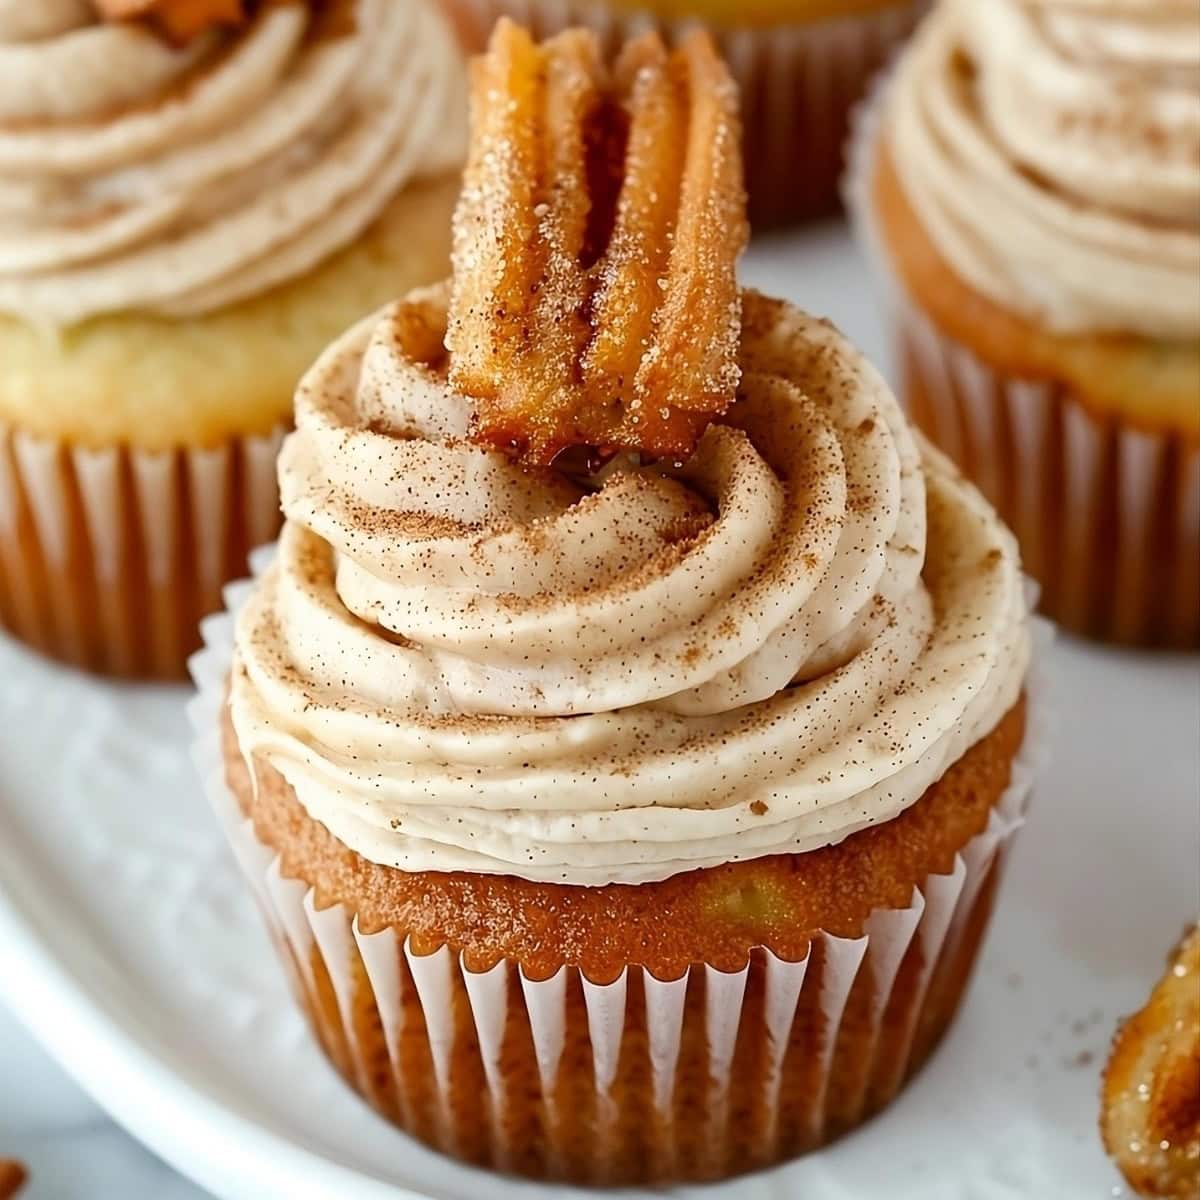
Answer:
192, 20, 1045, 1185
0, 0, 465, 678
439, 0, 928, 227
848, 0, 1200, 647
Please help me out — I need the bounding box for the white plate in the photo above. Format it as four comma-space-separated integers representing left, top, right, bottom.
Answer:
0, 232, 1197, 1200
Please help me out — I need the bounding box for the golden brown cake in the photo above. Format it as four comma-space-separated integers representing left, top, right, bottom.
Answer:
0, 0, 464, 677
439, 0, 927, 227
198, 19, 1041, 1186
849, 0, 1200, 646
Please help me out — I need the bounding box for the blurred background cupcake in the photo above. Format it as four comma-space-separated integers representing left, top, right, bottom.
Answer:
848, 0, 1200, 647
0, 0, 465, 678
439, 0, 928, 227
193, 22, 1046, 1185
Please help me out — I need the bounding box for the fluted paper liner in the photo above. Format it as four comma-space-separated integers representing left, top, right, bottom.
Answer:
0, 422, 284, 678
844, 72, 1200, 648
189, 550, 1051, 1184
440, 0, 927, 228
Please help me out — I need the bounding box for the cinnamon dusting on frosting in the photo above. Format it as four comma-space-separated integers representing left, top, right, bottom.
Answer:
0, 0, 464, 324
885, 0, 1200, 339
227, 282, 1031, 885
221, 17, 1032, 888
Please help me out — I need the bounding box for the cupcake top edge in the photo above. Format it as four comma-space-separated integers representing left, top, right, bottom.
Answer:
225, 19, 1033, 888
223, 14, 1032, 888
881, 0, 1200, 341
0, 0, 466, 326
226, 281, 1031, 886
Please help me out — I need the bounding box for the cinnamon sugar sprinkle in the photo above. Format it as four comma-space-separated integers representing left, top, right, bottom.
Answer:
220, 18, 1032, 886
446, 21, 749, 465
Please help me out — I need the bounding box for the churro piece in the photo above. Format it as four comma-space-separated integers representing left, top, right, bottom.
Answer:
1102, 922, 1200, 1198
94, 0, 248, 42
447, 19, 747, 466
0, 1161, 26, 1200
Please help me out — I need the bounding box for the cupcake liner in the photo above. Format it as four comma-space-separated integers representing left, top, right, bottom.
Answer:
844, 75, 1200, 648
189, 550, 1051, 1184
896, 310, 1200, 646
0, 422, 284, 679
440, 0, 928, 228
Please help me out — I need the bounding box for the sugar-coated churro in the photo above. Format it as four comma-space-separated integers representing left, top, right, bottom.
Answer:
447, 19, 748, 465
1102, 923, 1200, 1199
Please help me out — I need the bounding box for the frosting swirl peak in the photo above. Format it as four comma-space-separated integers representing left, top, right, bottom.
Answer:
0, 0, 464, 325
886, 0, 1200, 338
228, 285, 1031, 885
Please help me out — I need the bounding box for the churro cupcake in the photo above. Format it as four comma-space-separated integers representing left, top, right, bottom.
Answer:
192, 20, 1045, 1185
849, 0, 1200, 646
440, 0, 927, 227
0, 0, 465, 677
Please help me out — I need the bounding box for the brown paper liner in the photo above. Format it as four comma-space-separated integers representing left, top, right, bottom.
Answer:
190, 573, 1050, 1185
268, 864, 1011, 1184
0, 423, 284, 679
439, 0, 927, 228
843, 78, 1200, 648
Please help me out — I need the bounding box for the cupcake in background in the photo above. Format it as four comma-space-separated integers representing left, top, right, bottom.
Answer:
848, 0, 1200, 647
192, 20, 1047, 1185
0, 0, 465, 678
440, 0, 928, 227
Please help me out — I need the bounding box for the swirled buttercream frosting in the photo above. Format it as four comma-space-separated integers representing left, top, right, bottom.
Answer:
0, 0, 464, 325
885, 0, 1200, 339
227, 284, 1031, 886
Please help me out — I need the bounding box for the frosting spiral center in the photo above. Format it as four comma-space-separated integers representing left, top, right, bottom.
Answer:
229, 285, 1030, 886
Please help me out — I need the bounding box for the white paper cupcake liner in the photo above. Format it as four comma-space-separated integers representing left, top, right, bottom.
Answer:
441, 0, 927, 227
897, 310, 1200, 645
189, 548, 1051, 1182
0, 422, 284, 678
844, 70, 1200, 647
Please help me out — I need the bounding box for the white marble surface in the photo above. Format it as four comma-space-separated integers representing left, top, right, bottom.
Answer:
0, 1000, 207, 1199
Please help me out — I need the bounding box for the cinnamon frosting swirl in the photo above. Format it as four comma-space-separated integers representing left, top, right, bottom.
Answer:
886, 0, 1200, 339
227, 285, 1031, 886
0, 0, 464, 325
